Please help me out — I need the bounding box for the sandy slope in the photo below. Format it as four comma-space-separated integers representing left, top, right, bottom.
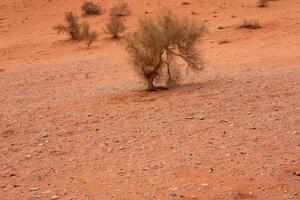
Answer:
0, 0, 300, 199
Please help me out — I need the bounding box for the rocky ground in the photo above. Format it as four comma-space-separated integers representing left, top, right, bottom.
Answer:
0, 0, 300, 199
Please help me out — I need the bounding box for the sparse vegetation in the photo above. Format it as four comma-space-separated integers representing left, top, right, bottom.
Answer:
258, 0, 268, 7
54, 12, 98, 48
125, 11, 206, 91
105, 15, 126, 38
81, 22, 98, 48
81, 1, 101, 15
239, 19, 261, 29
110, 1, 131, 17
53, 12, 81, 40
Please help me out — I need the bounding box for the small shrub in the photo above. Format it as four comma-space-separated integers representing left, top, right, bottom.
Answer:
258, 0, 268, 7
81, 22, 98, 48
110, 1, 131, 17
53, 12, 81, 40
239, 19, 261, 29
105, 16, 126, 38
125, 11, 206, 91
81, 1, 101, 15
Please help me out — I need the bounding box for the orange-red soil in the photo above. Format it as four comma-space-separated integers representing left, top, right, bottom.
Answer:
0, 0, 299, 199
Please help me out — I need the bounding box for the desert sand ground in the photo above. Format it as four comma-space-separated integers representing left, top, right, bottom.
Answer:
0, 0, 300, 199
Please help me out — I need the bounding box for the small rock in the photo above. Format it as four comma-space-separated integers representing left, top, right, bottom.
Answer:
51, 195, 59, 199
170, 192, 177, 196
293, 172, 300, 176
292, 131, 299, 135
185, 117, 194, 120
100, 143, 108, 148
9, 173, 17, 177
219, 119, 228, 123
29, 187, 39, 192
143, 192, 150, 196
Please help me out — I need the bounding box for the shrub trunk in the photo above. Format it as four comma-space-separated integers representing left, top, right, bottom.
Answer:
146, 75, 156, 91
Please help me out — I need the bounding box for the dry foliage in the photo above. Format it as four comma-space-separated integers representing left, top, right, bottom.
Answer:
53, 12, 81, 40
239, 19, 261, 29
110, 1, 131, 17
105, 16, 126, 38
258, 0, 268, 7
81, 22, 98, 48
81, 1, 101, 15
125, 11, 206, 91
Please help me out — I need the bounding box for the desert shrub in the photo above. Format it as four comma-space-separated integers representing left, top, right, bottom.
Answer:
125, 11, 206, 91
239, 19, 261, 29
53, 12, 81, 40
81, 1, 101, 15
81, 22, 98, 48
110, 1, 131, 17
258, 0, 268, 7
105, 16, 126, 38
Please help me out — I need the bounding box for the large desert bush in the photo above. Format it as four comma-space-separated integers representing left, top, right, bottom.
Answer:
81, 1, 101, 15
53, 12, 81, 40
125, 11, 206, 91
110, 1, 131, 17
81, 22, 98, 48
105, 16, 126, 38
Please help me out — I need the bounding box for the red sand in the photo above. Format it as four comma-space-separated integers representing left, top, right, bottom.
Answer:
0, 0, 299, 199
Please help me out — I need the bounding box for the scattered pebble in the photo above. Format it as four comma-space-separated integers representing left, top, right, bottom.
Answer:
191, 195, 197, 199
170, 191, 177, 196
29, 187, 39, 192
100, 143, 108, 148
